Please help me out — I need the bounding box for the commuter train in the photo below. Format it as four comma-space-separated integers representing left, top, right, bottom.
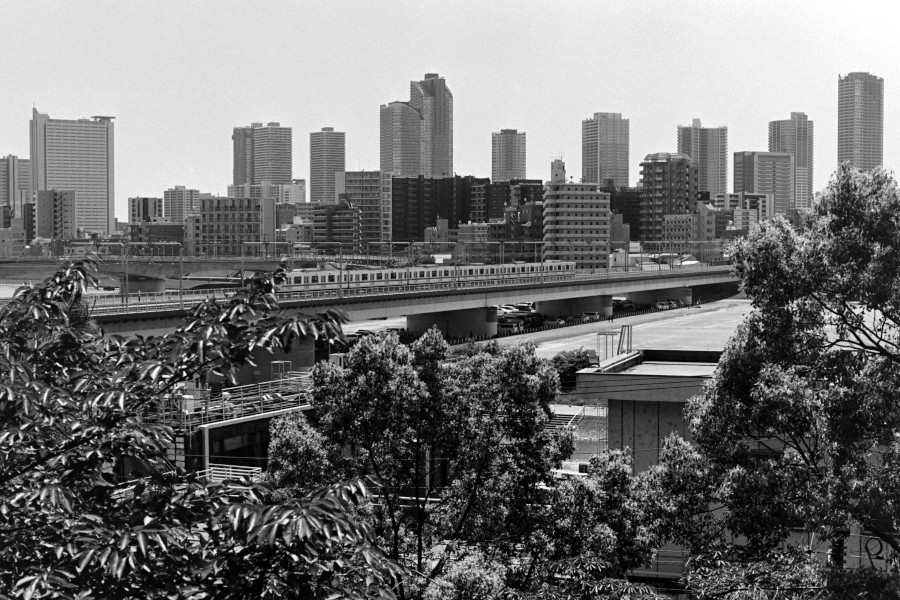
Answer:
280, 260, 577, 293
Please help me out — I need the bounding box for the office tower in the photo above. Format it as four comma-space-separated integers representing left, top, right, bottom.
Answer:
639, 153, 698, 242
0, 155, 32, 217
283, 179, 306, 203
837, 72, 884, 170
164, 186, 200, 222
582, 112, 630, 187
30, 109, 115, 235
334, 170, 392, 245
309, 128, 346, 203
380, 73, 453, 178
542, 159, 610, 269
769, 112, 815, 210
733, 151, 795, 216
677, 119, 728, 195
232, 121, 292, 187
492, 129, 526, 181
129, 197, 164, 223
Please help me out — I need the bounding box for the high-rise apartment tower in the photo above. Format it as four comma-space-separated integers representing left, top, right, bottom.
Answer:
30, 109, 114, 235
232, 122, 292, 187
309, 127, 346, 204
380, 73, 453, 178
769, 112, 814, 210
677, 119, 728, 196
837, 72, 884, 170
582, 112, 629, 187
492, 129, 526, 181
733, 151, 795, 216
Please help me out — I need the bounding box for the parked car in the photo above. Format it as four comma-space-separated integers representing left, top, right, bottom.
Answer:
515, 303, 536, 313
654, 301, 670, 310
566, 314, 590, 324
522, 313, 545, 328
497, 318, 524, 334
546, 317, 565, 326
581, 312, 601, 321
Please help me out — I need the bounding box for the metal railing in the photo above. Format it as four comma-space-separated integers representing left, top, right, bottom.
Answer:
146, 372, 312, 428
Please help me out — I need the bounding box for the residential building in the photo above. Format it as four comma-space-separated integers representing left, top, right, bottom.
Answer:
313, 196, 361, 253
163, 186, 200, 222
194, 196, 277, 257
310, 128, 346, 203
334, 170, 392, 246
30, 109, 115, 235
391, 175, 482, 242
582, 112, 630, 187
35, 189, 77, 240
492, 129, 526, 181
733, 152, 795, 215
837, 72, 884, 170
470, 181, 509, 223
232, 122, 292, 186
0, 155, 32, 217
542, 159, 610, 269
600, 185, 642, 242
129, 197, 164, 223
716, 192, 776, 232
639, 153, 698, 242
229, 181, 306, 205
380, 73, 453, 178
677, 119, 728, 196
769, 112, 814, 210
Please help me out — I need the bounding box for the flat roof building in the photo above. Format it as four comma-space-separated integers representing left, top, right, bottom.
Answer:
837, 72, 883, 171
30, 109, 115, 235
582, 112, 630, 187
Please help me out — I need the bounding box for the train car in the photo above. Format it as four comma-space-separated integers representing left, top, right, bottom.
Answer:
279, 260, 576, 296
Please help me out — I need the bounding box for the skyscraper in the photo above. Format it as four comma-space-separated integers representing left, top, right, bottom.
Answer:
309, 127, 346, 204
30, 109, 115, 235
733, 151, 795, 216
677, 119, 728, 196
0, 155, 31, 218
582, 113, 629, 187
380, 73, 453, 178
837, 72, 884, 170
334, 170, 392, 245
492, 129, 526, 181
232, 122, 292, 187
769, 112, 814, 210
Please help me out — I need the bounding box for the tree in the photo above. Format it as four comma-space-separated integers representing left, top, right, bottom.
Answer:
308, 330, 575, 597
649, 165, 900, 594
0, 257, 403, 599
266, 412, 343, 499
550, 348, 591, 391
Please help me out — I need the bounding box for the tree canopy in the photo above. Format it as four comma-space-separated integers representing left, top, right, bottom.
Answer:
647, 165, 900, 595
0, 258, 403, 599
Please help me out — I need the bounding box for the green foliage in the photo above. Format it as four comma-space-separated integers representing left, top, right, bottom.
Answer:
267, 412, 343, 499
308, 329, 575, 596
550, 348, 591, 391
0, 257, 403, 599
421, 549, 508, 600
649, 165, 900, 593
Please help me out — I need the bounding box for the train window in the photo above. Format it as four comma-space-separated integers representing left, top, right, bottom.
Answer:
390, 272, 397, 280
443, 270, 449, 277
479, 268, 484, 275
361, 274, 368, 281
311, 276, 319, 284
431, 270, 437, 277
293, 277, 301, 285
377, 273, 383, 280
489, 268, 494, 275
327, 275, 335, 283
530, 266, 535, 272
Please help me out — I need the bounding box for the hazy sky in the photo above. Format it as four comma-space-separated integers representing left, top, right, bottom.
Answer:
1, 1, 897, 220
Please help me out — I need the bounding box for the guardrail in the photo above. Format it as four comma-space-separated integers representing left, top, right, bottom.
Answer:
111, 463, 262, 500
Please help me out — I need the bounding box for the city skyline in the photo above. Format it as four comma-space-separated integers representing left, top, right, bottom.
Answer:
0, 1, 896, 222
